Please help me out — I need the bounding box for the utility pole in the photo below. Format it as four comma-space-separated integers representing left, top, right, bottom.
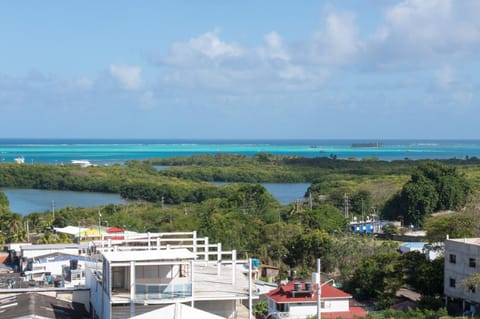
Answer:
98, 209, 102, 236
51, 200, 56, 220
248, 258, 253, 319
317, 258, 321, 319
343, 193, 349, 219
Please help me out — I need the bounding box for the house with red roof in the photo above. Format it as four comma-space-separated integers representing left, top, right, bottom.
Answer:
266, 280, 367, 319
105, 227, 125, 240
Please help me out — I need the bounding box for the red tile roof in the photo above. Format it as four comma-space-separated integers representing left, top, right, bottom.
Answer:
107, 227, 124, 233
267, 280, 352, 303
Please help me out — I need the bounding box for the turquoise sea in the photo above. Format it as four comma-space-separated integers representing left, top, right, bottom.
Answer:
1, 138, 479, 215
1, 139, 480, 165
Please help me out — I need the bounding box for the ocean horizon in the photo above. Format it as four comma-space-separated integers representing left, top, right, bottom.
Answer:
1, 138, 480, 165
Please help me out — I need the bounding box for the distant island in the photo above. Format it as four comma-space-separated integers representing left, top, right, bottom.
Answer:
351, 142, 383, 148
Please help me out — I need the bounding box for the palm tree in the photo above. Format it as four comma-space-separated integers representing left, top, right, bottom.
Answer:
6, 213, 23, 237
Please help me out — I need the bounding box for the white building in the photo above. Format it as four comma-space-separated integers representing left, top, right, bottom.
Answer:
86, 231, 258, 319
0, 231, 258, 319
398, 242, 442, 260
266, 280, 367, 319
445, 237, 480, 314
20, 243, 84, 260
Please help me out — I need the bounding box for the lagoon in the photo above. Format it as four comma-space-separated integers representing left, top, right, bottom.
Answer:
262, 183, 310, 205
212, 182, 310, 205
1, 183, 310, 215
1, 188, 124, 216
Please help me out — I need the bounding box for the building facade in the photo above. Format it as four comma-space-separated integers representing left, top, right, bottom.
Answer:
266, 280, 367, 319
444, 238, 480, 314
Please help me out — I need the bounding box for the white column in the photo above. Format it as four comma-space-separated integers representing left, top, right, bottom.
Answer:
193, 231, 197, 256
148, 232, 151, 250
217, 243, 222, 276
232, 250, 237, 285
204, 237, 209, 262
190, 259, 195, 308
130, 261, 136, 316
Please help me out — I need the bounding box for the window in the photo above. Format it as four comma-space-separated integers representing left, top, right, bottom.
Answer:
470, 258, 476, 268
180, 264, 188, 277
450, 278, 456, 288
470, 286, 476, 293
449, 254, 456, 264
276, 303, 289, 312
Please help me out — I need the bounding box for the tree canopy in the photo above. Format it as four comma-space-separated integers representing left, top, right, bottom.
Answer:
382, 162, 472, 226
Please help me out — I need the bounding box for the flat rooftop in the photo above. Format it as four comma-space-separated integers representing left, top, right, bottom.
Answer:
192, 261, 257, 301
103, 248, 196, 262
447, 238, 480, 245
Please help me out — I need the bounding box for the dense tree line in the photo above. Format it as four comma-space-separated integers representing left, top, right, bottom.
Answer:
382, 162, 472, 226
0, 156, 478, 315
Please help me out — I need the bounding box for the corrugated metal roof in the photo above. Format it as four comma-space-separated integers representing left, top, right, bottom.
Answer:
37, 254, 100, 264
54, 226, 89, 236
0, 293, 90, 319
21, 244, 81, 251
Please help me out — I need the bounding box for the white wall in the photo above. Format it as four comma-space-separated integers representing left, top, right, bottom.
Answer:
195, 299, 236, 319
445, 239, 480, 303
267, 298, 350, 319
289, 299, 349, 317
85, 265, 106, 319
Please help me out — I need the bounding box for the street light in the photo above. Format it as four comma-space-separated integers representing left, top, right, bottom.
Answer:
98, 208, 102, 237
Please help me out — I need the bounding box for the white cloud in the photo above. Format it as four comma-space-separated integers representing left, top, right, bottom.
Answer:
162, 29, 331, 94
367, 0, 480, 67
154, 2, 480, 114
262, 32, 289, 61
108, 64, 144, 91
165, 30, 242, 66
434, 65, 454, 90
309, 10, 361, 64
188, 30, 241, 59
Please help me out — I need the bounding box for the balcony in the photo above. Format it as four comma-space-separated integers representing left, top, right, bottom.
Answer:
135, 283, 192, 301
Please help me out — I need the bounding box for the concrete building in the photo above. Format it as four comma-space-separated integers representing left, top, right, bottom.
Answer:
0, 231, 258, 319
397, 242, 442, 260
266, 280, 367, 319
87, 231, 258, 319
444, 237, 480, 314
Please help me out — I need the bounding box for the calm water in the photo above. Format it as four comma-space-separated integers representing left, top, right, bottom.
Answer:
1, 189, 124, 216
0, 183, 310, 215
1, 139, 478, 214
1, 139, 480, 165
212, 182, 310, 205
2, 183, 309, 215
262, 183, 310, 205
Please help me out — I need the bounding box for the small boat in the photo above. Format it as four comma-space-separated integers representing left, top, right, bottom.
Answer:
351, 142, 383, 148
14, 156, 25, 164
71, 160, 94, 168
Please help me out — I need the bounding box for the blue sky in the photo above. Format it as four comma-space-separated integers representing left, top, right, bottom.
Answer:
1, 0, 479, 139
